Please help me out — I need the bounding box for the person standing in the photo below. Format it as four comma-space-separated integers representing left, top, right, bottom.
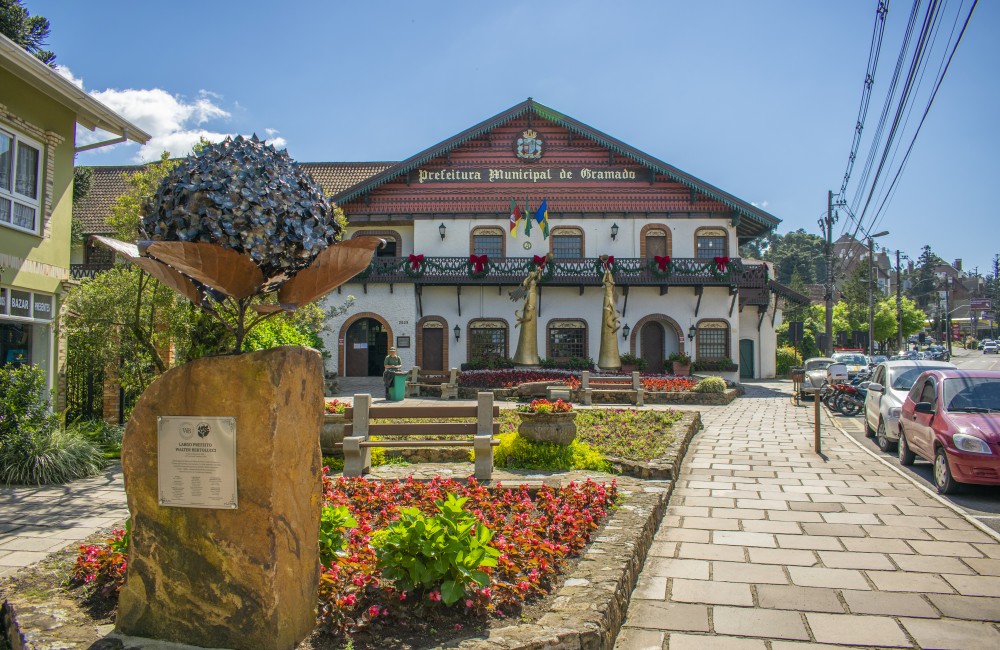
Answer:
383, 347, 402, 399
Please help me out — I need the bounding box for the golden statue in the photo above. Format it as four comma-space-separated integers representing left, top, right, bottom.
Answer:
510, 257, 549, 366
597, 267, 622, 370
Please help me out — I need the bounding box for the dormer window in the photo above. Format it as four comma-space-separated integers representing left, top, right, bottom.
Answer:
695, 227, 728, 259
472, 227, 504, 257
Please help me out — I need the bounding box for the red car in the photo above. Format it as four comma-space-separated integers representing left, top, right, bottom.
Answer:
898, 369, 1000, 494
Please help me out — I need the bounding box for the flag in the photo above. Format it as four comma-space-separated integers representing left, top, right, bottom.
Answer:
509, 199, 522, 237
535, 199, 549, 239
524, 198, 532, 236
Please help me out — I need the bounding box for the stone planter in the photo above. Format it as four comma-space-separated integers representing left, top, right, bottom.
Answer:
321, 413, 348, 455
517, 411, 578, 445
620, 363, 637, 374
672, 362, 691, 376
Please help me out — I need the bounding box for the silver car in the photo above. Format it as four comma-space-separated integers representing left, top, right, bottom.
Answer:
864, 360, 957, 452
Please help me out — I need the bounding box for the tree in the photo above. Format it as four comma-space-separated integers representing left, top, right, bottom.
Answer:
839, 260, 882, 333
907, 245, 943, 311
741, 229, 826, 286
0, 0, 55, 66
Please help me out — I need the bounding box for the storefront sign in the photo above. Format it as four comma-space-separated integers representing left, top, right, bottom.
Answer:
9, 290, 30, 318
32, 295, 52, 320
410, 166, 645, 184
0, 288, 6, 315
157, 416, 238, 509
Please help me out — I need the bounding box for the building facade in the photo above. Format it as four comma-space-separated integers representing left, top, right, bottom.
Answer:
318, 100, 804, 380
0, 33, 147, 405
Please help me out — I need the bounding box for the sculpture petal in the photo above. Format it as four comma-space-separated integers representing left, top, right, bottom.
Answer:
132, 258, 204, 305
143, 241, 265, 300
92, 235, 140, 260
250, 303, 288, 314
277, 237, 382, 308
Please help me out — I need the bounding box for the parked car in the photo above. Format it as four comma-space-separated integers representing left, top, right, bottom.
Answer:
870, 355, 888, 366
898, 370, 1000, 493
926, 345, 950, 361
984, 342, 999, 355
863, 360, 957, 452
832, 352, 869, 378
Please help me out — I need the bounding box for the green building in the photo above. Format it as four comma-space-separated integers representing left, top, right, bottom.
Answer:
0, 33, 148, 404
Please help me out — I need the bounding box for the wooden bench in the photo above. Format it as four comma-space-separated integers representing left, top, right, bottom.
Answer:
404, 367, 459, 400
581, 370, 644, 406
340, 392, 500, 480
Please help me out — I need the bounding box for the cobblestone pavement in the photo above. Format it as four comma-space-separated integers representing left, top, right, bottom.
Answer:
0, 463, 128, 577
616, 380, 1000, 650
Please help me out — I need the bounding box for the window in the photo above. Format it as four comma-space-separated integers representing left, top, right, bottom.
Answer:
641, 224, 672, 259
0, 127, 43, 234
550, 227, 584, 259
919, 379, 937, 406
695, 228, 727, 259
352, 230, 402, 258
696, 321, 729, 360
468, 320, 507, 362
547, 320, 587, 360
472, 227, 504, 258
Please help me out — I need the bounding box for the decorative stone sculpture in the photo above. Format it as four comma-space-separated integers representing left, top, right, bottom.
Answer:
597, 266, 622, 370
116, 346, 323, 650
517, 411, 578, 445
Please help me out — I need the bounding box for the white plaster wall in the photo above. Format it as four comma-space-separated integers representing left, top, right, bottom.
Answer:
319, 284, 418, 376
409, 216, 737, 260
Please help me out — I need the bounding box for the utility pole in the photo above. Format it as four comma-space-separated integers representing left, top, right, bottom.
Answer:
945, 276, 953, 357
896, 250, 903, 353
823, 191, 835, 356
868, 238, 876, 356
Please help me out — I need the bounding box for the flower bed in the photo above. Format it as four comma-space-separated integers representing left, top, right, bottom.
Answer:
640, 376, 697, 392
458, 369, 581, 389
67, 475, 618, 648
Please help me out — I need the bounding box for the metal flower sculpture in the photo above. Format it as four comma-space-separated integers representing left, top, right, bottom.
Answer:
95, 135, 380, 350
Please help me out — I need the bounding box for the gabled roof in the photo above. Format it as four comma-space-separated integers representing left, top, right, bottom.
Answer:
331, 98, 780, 237
0, 33, 150, 144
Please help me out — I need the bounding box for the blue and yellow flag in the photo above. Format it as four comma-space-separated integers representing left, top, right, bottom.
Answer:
536, 199, 549, 238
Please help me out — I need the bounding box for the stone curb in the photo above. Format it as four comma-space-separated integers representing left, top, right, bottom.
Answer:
448, 477, 674, 650
607, 411, 702, 479
823, 404, 1000, 544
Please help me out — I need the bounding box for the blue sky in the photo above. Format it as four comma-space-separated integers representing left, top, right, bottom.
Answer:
38, 0, 998, 273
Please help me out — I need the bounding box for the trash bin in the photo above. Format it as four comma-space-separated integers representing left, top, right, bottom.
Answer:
388, 371, 407, 401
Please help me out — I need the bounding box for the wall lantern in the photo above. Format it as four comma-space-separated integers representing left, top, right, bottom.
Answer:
439, 223, 447, 240
688, 325, 697, 342
453, 324, 461, 341
610, 223, 619, 241
622, 323, 630, 339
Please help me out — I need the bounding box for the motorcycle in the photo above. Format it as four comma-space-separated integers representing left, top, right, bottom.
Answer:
829, 370, 870, 416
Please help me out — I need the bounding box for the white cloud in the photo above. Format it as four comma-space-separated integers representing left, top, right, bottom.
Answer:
263, 128, 287, 149
55, 65, 84, 89
751, 200, 770, 209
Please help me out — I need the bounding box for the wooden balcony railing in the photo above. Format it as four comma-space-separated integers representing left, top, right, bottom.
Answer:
351, 256, 769, 290
70, 262, 115, 279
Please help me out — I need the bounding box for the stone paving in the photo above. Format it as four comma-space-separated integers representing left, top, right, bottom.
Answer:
0, 464, 127, 577
616, 380, 1000, 650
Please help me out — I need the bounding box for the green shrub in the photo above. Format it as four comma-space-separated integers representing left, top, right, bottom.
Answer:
319, 504, 358, 567
692, 377, 727, 393
691, 357, 738, 372
68, 419, 124, 455
0, 365, 105, 485
619, 353, 648, 370
492, 432, 611, 472
375, 494, 500, 605
965, 337, 979, 350
775, 346, 802, 376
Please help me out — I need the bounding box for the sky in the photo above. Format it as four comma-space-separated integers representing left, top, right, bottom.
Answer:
33, 0, 999, 274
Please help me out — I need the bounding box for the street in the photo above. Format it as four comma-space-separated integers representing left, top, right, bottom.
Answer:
830, 345, 1000, 533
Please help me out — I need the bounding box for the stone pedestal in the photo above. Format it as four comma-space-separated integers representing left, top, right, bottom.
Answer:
116, 346, 323, 650
517, 411, 578, 445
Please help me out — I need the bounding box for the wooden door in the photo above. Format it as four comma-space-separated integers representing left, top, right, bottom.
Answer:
646, 235, 667, 259
345, 320, 369, 377
422, 327, 444, 370
641, 322, 665, 373
739, 339, 754, 379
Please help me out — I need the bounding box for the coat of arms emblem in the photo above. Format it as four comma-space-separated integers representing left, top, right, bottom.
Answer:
515, 129, 543, 161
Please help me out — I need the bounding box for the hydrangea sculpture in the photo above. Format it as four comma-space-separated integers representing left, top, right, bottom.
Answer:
95, 135, 380, 350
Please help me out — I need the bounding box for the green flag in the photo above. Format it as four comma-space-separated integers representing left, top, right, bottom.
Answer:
524, 197, 532, 236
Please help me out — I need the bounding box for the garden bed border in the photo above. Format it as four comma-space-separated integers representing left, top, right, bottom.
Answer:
456, 385, 742, 405
606, 410, 701, 480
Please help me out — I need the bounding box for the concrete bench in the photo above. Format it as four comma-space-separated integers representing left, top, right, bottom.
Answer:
581, 370, 644, 406
340, 392, 499, 480
404, 367, 459, 400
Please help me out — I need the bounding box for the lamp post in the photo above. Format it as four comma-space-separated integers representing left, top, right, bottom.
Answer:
867, 231, 889, 356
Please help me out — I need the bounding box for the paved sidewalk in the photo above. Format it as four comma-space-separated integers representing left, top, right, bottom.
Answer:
0, 464, 127, 577
616, 380, 1000, 649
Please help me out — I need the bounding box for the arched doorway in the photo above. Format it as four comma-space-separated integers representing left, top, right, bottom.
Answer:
344, 318, 389, 377
640, 322, 665, 373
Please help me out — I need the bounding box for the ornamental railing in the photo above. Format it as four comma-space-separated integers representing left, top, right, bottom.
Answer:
351, 256, 769, 288
70, 262, 115, 279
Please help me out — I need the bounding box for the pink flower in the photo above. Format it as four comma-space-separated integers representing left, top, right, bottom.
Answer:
353, 575, 365, 587
368, 605, 380, 617
429, 590, 442, 602
342, 593, 356, 606
399, 590, 407, 601
466, 599, 474, 608
518, 581, 530, 592
480, 587, 492, 600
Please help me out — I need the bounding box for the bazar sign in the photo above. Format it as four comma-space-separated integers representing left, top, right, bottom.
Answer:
410, 166, 645, 184
0, 288, 53, 321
